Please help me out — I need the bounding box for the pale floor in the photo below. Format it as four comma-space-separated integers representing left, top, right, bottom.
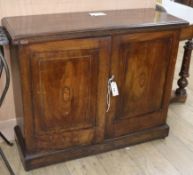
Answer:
1, 42, 193, 175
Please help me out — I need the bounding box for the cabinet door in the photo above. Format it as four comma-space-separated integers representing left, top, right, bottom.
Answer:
106, 31, 179, 138
20, 37, 110, 151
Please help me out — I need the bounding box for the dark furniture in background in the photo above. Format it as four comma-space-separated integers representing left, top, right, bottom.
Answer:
171, 0, 193, 103
175, 0, 193, 7
1, 8, 188, 170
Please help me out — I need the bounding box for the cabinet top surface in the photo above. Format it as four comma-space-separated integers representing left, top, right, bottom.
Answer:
2, 8, 188, 44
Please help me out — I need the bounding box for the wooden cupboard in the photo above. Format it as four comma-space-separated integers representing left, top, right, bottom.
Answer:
1, 8, 188, 170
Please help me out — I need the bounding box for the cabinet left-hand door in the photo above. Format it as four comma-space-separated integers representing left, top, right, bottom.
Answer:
18, 37, 111, 152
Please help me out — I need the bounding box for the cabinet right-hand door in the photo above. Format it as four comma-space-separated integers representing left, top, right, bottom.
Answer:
106, 30, 179, 138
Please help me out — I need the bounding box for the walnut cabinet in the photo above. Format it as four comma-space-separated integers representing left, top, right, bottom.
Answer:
2, 8, 188, 170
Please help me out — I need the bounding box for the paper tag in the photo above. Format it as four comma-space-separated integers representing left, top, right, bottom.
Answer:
110, 81, 119, 96
89, 12, 107, 17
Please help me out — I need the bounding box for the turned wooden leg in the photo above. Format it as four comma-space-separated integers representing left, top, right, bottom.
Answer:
171, 39, 193, 103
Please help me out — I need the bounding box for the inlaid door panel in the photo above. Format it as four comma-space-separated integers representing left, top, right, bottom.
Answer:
32, 50, 98, 133
106, 31, 179, 138
21, 38, 110, 151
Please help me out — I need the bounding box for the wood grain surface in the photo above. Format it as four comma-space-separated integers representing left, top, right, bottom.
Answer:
2, 8, 188, 44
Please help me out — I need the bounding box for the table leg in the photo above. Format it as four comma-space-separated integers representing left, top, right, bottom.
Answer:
171, 39, 193, 103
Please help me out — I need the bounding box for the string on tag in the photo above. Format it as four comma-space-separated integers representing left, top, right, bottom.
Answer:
106, 75, 114, 112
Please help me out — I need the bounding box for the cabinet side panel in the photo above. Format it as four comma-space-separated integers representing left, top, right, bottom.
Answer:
10, 46, 24, 132
161, 30, 181, 119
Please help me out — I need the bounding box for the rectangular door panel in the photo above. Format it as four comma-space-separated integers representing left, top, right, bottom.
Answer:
118, 38, 170, 119
31, 49, 98, 134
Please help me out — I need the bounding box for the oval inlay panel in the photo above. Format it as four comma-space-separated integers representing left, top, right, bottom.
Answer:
132, 69, 148, 99
63, 87, 71, 102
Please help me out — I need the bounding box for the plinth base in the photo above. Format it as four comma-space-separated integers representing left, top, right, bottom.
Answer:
15, 125, 169, 171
